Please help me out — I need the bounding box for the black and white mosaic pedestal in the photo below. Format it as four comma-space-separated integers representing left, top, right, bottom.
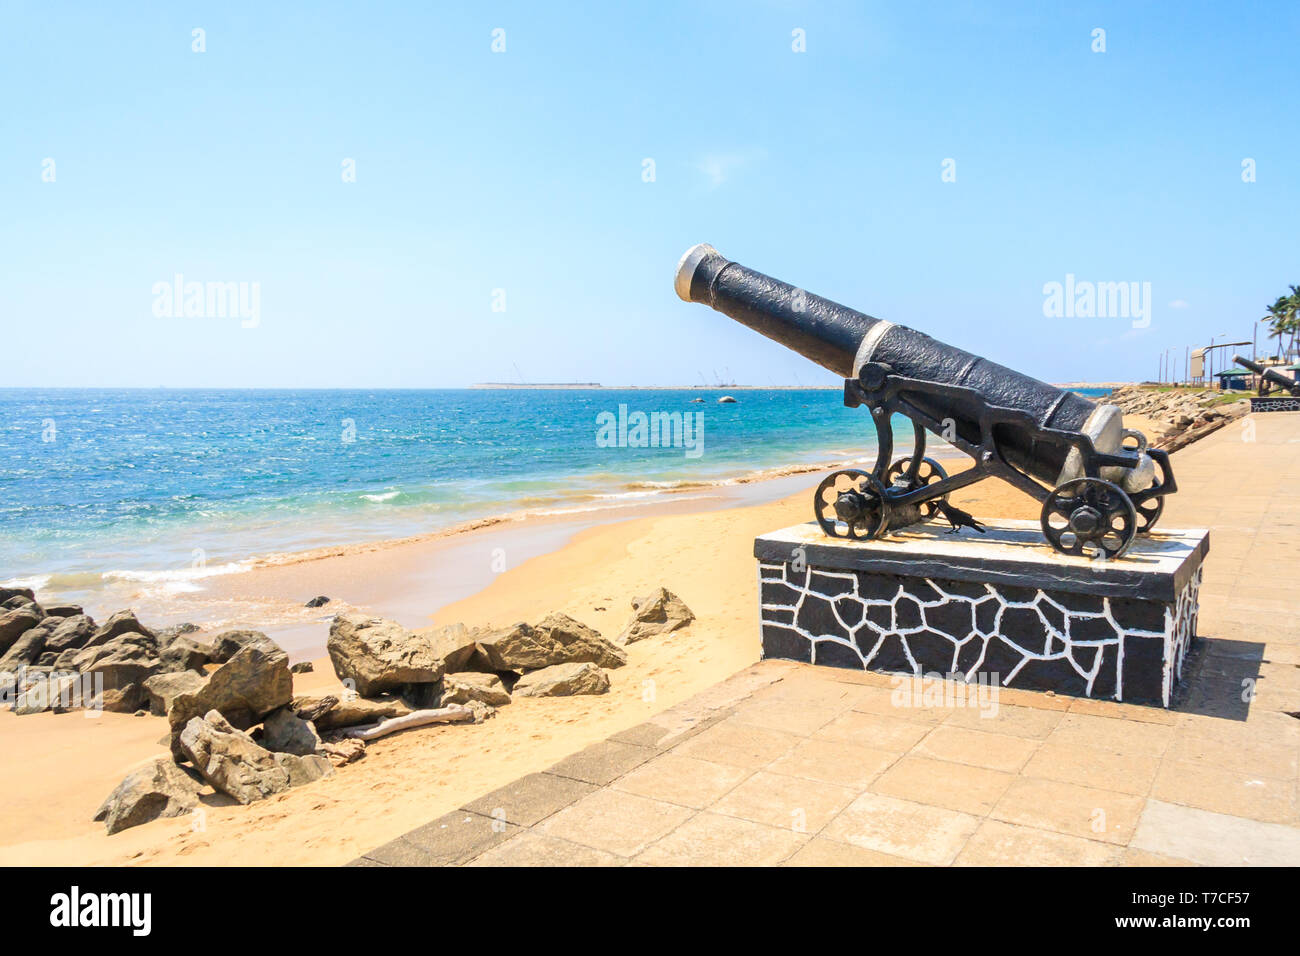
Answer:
755, 520, 1209, 707
1250, 396, 1300, 413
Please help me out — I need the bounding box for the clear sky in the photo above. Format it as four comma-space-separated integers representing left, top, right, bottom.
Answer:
3, 1, 1297, 388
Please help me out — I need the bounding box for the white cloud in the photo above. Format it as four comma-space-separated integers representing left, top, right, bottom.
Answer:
695, 149, 765, 188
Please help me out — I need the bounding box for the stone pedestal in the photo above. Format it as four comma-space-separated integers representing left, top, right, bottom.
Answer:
754, 520, 1209, 707
1250, 396, 1300, 413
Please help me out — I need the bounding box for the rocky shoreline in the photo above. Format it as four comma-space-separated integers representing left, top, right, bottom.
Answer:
1106, 384, 1249, 453
0, 584, 695, 836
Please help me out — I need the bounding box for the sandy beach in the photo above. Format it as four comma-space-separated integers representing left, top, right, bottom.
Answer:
0, 455, 1044, 867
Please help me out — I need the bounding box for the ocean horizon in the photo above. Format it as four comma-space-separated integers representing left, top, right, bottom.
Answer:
0, 386, 1111, 599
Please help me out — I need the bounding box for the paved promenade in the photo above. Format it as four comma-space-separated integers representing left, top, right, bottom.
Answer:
353, 412, 1300, 866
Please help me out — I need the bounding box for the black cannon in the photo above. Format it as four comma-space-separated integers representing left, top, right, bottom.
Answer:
1232, 354, 1300, 397
674, 244, 1177, 559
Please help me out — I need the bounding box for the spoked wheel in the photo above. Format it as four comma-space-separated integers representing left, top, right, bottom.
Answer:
886, 456, 949, 520
1041, 477, 1137, 560
814, 470, 889, 540
1133, 495, 1164, 535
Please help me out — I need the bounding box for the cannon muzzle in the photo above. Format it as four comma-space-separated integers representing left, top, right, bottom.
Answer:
1232, 354, 1300, 396
675, 244, 1154, 493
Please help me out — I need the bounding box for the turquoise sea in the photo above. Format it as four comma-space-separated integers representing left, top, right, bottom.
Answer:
0, 387, 1111, 591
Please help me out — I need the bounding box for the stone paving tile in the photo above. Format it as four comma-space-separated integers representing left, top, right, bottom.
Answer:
1168, 729, 1300, 778
912, 725, 1041, 773
546, 740, 656, 786
813, 710, 935, 752
729, 697, 846, 736
393, 810, 520, 866
1046, 712, 1175, 757
465, 830, 625, 867
953, 819, 1121, 866
1131, 799, 1300, 866
870, 755, 1015, 816
710, 769, 857, 832
986, 687, 1073, 712
632, 811, 807, 866
1066, 696, 1179, 725
461, 772, 597, 827
821, 791, 981, 865
536, 788, 695, 857
991, 777, 1145, 845
847, 684, 952, 724
942, 702, 1064, 739
611, 752, 752, 809
1150, 758, 1298, 824
1021, 740, 1162, 796
670, 716, 801, 768
767, 737, 898, 790
782, 836, 922, 866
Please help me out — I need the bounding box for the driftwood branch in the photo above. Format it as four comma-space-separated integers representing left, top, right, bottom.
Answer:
339, 705, 478, 741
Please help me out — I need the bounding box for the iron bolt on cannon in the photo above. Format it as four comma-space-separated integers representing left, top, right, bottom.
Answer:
675, 243, 1178, 560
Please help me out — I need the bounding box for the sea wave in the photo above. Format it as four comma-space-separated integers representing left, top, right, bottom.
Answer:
360, 490, 401, 503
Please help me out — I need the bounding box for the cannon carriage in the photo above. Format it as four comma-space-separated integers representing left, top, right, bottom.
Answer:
674, 243, 1178, 560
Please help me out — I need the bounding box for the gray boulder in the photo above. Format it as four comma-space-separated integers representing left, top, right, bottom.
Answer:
166, 642, 292, 757
476, 614, 626, 671
319, 738, 366, 766
475, 622, 556, 672
13, 673, 82, 715
154, 623, 200, 647
2, 595, 35, 611
94, 758, 204, 835
159, 636, 211, 673
72, 631, 161, 713
43, 614, 97, 653
533, 612, 627, 668
290, 661, 313, 674
512, 661, 611, 698
290, 694, 339, 723
327, 614, 444, 697
439, 672, 511, 707
0, 586, 35, 604
0, 626, 50, 671
0, 606, 44, 655
261, 707, 322, 756
143, 670, 206, 716
179, 710, 331, 805
84, 610, 155, 650
50, 648, 81, 671
42, 604, 84, 618
208, 629, 278, 664
428, 623, 491, 673
618, 587, 695, 644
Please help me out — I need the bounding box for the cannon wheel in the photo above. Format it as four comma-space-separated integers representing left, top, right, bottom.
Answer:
814, 470, 888, 540
1134, 496, 1163, 535
886, 456, 949, 520
1041, 477, 1137, 560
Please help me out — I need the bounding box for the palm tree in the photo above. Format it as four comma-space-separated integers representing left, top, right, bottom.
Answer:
1264, 296, 1290, 361
1287, 285, 1300, 360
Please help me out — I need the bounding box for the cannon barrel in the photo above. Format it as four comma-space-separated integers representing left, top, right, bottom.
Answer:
1232, 354, 1300, 396
675, 243, 1143, 489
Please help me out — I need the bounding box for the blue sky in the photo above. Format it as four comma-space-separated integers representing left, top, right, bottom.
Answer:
3, 1, 1297, 388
